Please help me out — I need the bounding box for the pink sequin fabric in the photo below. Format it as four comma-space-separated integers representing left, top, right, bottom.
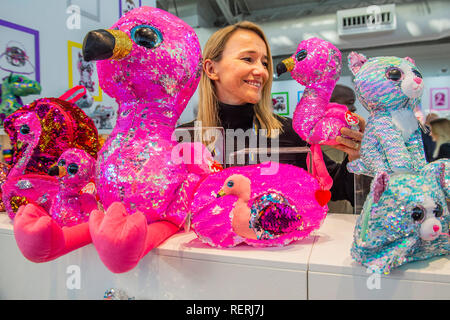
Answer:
50, 148, 97, 227
191, 162, 327, 247
2, 97, 99, 219
95, 7, 202, 227
289, 38, 351, 145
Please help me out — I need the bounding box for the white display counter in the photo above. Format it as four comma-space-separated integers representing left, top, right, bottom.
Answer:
1, 213, 449, 300
0, 212, 311, 300
309, 214, 450, 300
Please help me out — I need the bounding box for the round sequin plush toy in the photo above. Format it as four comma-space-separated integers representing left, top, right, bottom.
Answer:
13, 148, 98, 263
276, 38, 358, 191
346, 52, 426, 177
351, 159, 450, 274
191, 162, 328, 248
81, 6, 208, 273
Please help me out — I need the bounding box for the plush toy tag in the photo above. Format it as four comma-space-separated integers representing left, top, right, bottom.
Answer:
345, 111, 359, 126
80, 181, 98, 200
208, 159, 223, 173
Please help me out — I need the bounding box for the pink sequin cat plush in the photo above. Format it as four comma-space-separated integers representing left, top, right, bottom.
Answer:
82, 7, 209, 273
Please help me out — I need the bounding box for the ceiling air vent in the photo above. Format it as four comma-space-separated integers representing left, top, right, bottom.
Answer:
337, 4, 397, 36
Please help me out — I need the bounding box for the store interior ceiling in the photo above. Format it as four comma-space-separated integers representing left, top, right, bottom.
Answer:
156, 0, 450, 79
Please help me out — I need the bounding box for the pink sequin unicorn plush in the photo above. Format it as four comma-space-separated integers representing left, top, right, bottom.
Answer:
276, 38, 358, 191
81, 6, 211, 273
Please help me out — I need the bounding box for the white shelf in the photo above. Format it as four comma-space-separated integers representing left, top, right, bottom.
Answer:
0, 212, 311, 300
1, 213, 449, 300
308, 214, 450, 299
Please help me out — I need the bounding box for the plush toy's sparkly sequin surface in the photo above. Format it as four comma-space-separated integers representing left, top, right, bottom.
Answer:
95, 6, 202, 227
289, 38, 350, 145
346, 54, 427, 176
2, 97, 99, 219
50, 148, 97, 227
351, 160, 450, 274
191, 162, 327, 247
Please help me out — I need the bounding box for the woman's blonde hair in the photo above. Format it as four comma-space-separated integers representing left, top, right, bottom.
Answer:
430, 118, 450, 158
197, 21, 282, 138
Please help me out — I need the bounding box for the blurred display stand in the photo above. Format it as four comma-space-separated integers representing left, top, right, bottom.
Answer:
353, 174, 373, 214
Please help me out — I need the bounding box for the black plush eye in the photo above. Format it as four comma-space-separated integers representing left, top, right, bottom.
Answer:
412, 70, 422, 79
411, 206, 425, 221
386, 67, 403, 81
296, 50, 307, 61
20, 124, 30, 135
433, 204, 443, 218
67, 163, 79, 175
227, 180, 234, 188
131, 25, 163, 49
58, 159, 66, 167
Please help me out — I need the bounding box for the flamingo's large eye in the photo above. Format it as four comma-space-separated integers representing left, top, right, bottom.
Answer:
20, 124, 30, 135
131, 25, 163, 49
227, 180, 234, 188
296, 50, 307, 61
67, 163, 79, 175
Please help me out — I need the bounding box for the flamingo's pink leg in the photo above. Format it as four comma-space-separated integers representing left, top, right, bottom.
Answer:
13, 203, 91, 262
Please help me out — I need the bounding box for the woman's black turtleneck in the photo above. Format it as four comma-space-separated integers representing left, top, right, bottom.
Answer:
177, 101, 354, 204
217, 102, 255, 130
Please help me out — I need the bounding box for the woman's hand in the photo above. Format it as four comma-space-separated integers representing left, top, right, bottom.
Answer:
332, 113, 366, 162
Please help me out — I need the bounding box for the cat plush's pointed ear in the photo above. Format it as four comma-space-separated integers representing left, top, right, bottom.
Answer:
422, 160, 449, 198
372, 172, 390, 203
348, 52, 367, 75
404, 57, 415, 65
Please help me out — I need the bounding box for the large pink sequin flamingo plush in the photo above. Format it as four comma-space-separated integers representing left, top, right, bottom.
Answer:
276, 38, 358, 190
13, 148, 97, 262
191, 162, 327, 248
82, 6, 207, 273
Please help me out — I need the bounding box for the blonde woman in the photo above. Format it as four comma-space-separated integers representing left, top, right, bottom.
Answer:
179, 21, 365, 205
430, 117, 450, 160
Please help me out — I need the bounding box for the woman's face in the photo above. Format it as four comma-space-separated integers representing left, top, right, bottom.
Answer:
206, 29, 269, 105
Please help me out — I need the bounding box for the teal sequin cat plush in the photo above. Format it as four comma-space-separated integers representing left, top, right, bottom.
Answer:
351, 159, 450, 274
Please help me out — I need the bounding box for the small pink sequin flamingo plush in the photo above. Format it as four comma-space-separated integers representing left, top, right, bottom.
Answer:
276, 38, 358, 191
2, 87, 99, 219
13, 148, 98, 263
47, 148, 97, 227
191, 162, 327, 248
2, 112, 59, 218
82, 6, 210, 273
